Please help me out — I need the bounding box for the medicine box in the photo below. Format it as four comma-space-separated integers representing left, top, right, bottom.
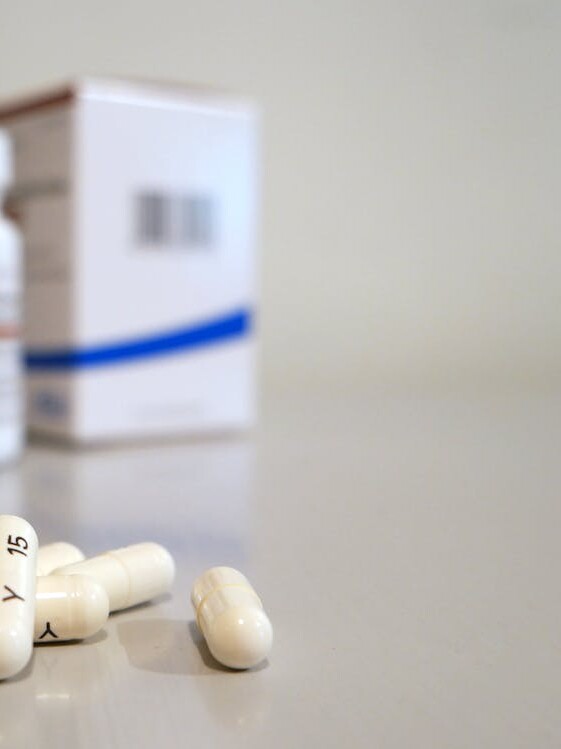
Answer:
0, 79, 258, 442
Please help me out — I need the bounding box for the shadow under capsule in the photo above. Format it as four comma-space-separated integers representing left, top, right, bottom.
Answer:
117, 617, 272, 730
117, 618, 207, 676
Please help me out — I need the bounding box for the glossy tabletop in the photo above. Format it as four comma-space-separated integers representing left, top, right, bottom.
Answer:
0, 389, 559, 748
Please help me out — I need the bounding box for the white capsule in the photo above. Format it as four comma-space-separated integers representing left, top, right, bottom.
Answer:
37, 542, 85, 576
0, 514, 38, 679
53, 542, 175, 612
191, 566, 273, 670
34, 574, 109, 642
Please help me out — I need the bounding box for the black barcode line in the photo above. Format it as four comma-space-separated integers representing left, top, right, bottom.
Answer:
135, 192, 215, 249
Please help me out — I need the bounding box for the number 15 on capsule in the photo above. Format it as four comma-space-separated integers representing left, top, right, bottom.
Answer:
0, 515, 38, 679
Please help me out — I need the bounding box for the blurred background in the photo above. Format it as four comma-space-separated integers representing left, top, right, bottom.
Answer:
2, 0, 560, 397
1, 5, 561, 745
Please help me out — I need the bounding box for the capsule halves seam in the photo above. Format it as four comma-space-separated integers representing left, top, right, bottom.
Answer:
191, 567, 273, 670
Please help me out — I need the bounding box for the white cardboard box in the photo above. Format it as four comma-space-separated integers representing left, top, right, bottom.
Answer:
0, 79, 258, 442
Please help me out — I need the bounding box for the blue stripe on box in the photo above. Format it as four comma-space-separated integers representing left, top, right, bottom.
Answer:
25, 308, 252, 372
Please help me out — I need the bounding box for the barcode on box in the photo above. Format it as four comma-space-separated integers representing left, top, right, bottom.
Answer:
135, 192, 216, 249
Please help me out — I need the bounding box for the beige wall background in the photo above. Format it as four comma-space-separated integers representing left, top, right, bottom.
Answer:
1, 1, 560, 392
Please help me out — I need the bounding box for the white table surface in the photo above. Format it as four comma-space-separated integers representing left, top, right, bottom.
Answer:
0, 389, 559, 748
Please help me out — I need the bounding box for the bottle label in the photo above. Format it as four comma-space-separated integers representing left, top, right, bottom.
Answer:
0, 291, 21, 425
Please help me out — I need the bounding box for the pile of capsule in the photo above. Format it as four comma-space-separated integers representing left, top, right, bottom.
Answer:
0, 514, 273, 680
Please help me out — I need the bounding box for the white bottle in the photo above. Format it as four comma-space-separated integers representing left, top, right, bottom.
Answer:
0, 130, 23, 466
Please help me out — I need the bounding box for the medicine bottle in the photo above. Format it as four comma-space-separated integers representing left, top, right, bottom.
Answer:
0, 130, 23, 466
